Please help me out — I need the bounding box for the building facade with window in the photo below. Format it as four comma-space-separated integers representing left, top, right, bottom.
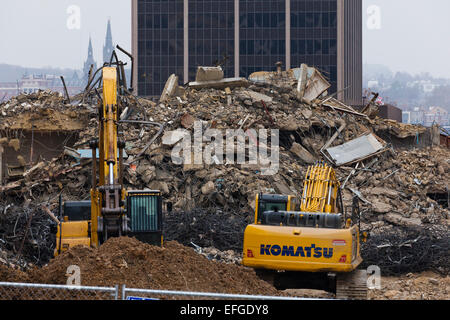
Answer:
132, 0, 362, 105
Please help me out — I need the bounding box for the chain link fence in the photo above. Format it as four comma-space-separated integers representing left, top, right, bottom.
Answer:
121, 286, 328, 301
0, 282, 332, 300
0, 282, 118, 300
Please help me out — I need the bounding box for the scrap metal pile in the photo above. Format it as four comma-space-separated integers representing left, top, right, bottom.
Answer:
361, 226, 449, 276
0, 65, 448, 276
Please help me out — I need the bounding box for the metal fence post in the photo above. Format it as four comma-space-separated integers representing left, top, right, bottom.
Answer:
121, 284, 126, 300
114, 285, 119, 300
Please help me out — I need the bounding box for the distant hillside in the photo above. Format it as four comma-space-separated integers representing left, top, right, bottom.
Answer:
363, 64, 394, 80
0, 64, 132, 87
0, 64, 82, 82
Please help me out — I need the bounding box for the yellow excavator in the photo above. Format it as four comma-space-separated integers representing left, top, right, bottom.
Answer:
54, 64, 163, 256
242, 162, 368, 299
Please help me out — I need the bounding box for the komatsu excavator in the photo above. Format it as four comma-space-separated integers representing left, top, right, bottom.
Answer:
54, 62, 163, 256
242, 163, 368, 299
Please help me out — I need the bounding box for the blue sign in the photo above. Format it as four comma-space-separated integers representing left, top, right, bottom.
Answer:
126, 296, 159, 301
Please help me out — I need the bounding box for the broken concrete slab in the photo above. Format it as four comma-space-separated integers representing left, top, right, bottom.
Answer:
195, 66, 224, 82
384, 213, 423, 227
370, 187, 400, 199
274, 181, 293, 195
162, 129, 190, 146
248, 66, 298, 88
281, 119, 299, 131
372, 200, 393, 214
201, 181, 216, 195
290, 142, 316, 164
188, 77, 249, 90
241, 90, 273, 104
160, 74, 179, 102
149, 181, 169, 194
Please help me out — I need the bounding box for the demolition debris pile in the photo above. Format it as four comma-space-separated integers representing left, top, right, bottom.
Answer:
0, 90, 91, 132
368, 271, 450, 300
0, 65, 449, 277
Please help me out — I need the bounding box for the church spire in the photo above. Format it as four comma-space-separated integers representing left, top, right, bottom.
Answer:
83, 36, 97, 85
88, 36, 93, 57
103, 19, 114, 63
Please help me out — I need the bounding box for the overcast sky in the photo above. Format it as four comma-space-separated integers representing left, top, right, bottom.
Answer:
363, 0, 450, 77
0, 0, 131, 70
0, 1, 449, 78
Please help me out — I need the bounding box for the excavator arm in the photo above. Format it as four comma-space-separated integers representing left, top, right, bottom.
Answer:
90, 67, 127, 246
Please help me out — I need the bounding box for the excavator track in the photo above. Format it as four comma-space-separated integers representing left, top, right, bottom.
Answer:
336, 270, 368, 300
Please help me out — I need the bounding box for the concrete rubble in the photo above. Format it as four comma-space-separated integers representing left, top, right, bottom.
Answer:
0, 65, 448, 289
188, 65, 249, 90
368, 271, 450, 300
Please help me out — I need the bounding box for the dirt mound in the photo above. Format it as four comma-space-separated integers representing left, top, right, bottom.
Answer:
0, 264, 30, 283
15, 237, 279, 296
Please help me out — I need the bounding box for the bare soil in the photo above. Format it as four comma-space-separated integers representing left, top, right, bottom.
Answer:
1, 237, 448, 300
1, 237, 279, 296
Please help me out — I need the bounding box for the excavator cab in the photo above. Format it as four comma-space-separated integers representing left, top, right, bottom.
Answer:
254, 194, 300, 224
55, 191, 163, 256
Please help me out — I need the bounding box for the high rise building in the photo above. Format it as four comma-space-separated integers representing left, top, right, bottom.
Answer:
104, 19, 115, 64
132, 0, 362, 105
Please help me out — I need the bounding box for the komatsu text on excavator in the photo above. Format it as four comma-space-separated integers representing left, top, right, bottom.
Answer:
54, 55, 163, 256
243, 162, 368, 299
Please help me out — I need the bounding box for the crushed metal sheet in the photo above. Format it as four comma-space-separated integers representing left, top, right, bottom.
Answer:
325, 133, 387, 166
321, 97, 368, 118
297, 64, 331, 103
